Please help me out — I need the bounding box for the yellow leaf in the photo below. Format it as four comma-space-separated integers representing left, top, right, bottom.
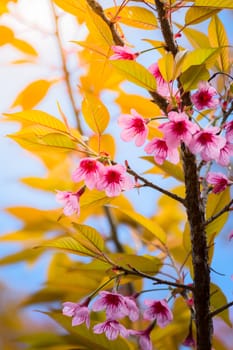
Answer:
114, 207, 167, 244
105, 6, 157, 30
0, 25, 14, 45
88, 134, 116, 158
181, 27, 210, 49
80, 189, 113, 211
180, 65, 209, 91
181, 48, 219, 72
206, 187, 230, 237
185, 6, 220, 26
3, 110, 67, 132
208, 15, 230, 72
116, 92, 161, 117
11, 38, 37, 56
72, 223, 105, 253
195, 0, 233, 8
158, 52, 175, 82
53, 0, 86, 16
82, 93, 110, 134
111, 60, 156, 91
11, 80, 56, 109
142, 156, 184, 182
85, 4, 114, 48
210, 283, 231, 326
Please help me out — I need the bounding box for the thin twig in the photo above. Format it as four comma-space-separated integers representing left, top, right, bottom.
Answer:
104, 206, 124, 253
50, 1, 82, 131
210, 301, 233, 318
204, 199, 233, 226
127, 164, 185, 205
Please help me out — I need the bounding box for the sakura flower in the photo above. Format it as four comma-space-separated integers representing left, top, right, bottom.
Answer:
217, 142, 233, 167
159, 111, 199, 148
224, 120, 233, 142
72, 158, 104, 190
191, 81, 219, 110
206, 172, 231, 194
148, 63, 170, 96
143, 299, 173, 328
182, 332, 196, 347
56, 188, 84, 216
188, 126, 226, 161
118, 109, 148, 146
93, 319, 128, 340
62, 301, 90, 328
110, 45, 138, 60
144, 137, 179, 165
122, 296, 139, 321
129, 329, 152, 350
97, 164, 133, 197
92, 291, 137, 320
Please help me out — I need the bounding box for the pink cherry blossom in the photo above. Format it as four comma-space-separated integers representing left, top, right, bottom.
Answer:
144, 137, 179, 165
148, 63, 170, 96
118, 109, 148, 146
217, 142, 233, 167
110, 45, 138, 60
97, 164, 133, 197
92, 291, 139, 320
56, 189, 84, 216
224, 120, 233, 142
129, 329, 152, 350
62, 301, 90, 328
93, 319, 128, 340
182, 332, 196, 347
188, 126, 226, 161
206, 172, 231, 194
159, 111, 199, 148
72, 158, 104, 190
143, 299, 173, 328
191, 81, 219, 110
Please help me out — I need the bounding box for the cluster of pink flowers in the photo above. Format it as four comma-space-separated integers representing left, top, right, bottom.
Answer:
56, 159, 134, 216
62, 291, 173, 349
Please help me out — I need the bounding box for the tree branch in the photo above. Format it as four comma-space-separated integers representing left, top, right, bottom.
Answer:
126, 164, 185, 205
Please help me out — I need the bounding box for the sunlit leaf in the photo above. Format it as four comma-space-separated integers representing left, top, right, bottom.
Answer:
195, 0, 233, 9
116, 92, 161, 117
111, 60, 156, 90
206, 187, 230, 237
158, 52, 174, 82
82, 93, 110, 134
53, 0, 86, 16
114, 207, 167, 244
88, 134, 116, 158
0, 25, 14, 45
142, 156, 184, 182
210, 283, 231, 326
11, 80, 57, 109
72, 223, 105, 253
185, 6, 220, 26
181, 48, 219, 72
208, 15, 230, 72
105, 6, 157, 30
11, 38, 37, 56
180, 65, 209, 91
181, 27, 210, 49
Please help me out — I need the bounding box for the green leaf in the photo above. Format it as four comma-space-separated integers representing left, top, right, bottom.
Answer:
41, 236, 97, 258
180, 65, 209, 91
111, 60, 156, 91
72, 223, 105, 254
142, 156, 184, 182
108, 253, 161, 275
195, 0, 233, 9
82, 93, 110, 134
210, 283, 231, 326
114, 207, 166, 244
181, 48, 219, 72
